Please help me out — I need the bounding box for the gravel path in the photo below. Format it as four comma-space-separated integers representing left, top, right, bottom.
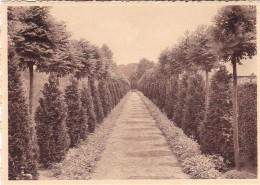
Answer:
91, 92, 188, 179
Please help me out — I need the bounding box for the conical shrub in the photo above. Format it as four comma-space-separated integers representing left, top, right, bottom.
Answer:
80, 83, 97, 133
90, 78, 104, 123
173, 73, 189, 128
65, 77, 88, 147
98, 79, 112, 117
35, 74, 70, 167
182, 73, 205, 141
200, 67, 234, 165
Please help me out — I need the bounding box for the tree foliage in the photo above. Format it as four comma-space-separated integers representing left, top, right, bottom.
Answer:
164, 76, 179, 119
136, 58, 154, 80
238, 82, 257, 166
173, 73, 189, 128
90, 78, 105, 124
200, 67, 234, 164
8, 6, 70, 113
212, 5, 256, 62
211, 5, 256, 170
98, 79, 112, 117
65, 77, 88, 147
80, 84, 97, 133
35, 74, 70, 167
182, 74, 205, 141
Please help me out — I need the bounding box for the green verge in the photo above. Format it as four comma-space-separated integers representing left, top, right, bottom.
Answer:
38, 92, 130, 180
138, 92, 223, 179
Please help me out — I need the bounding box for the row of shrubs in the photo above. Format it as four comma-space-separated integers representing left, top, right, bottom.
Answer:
140, 91, 257, 179
8, 48, 130, 179
36, 74, 130, 166
50, 92, 130, 180
138, 66, 257, 170
139, 92, 223, 179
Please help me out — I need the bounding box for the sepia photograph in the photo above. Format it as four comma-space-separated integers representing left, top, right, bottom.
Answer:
1, 1, 259, 184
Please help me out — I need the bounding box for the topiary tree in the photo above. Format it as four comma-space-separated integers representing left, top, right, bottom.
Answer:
173, 73, 189, 128
238, 82, 257, 166
65, 77, 87, 147
157, 80, 167, 110
8, 47, 39, 179
111, 81, 120, 105
165, 76, 179, 119
8, 7, 71, 114
98, 79, 111, 117
35, 74, 70, 167
89, 78, 104, 124
106, 82, 114, 112
80, 83, 97, 133
200, 67, 234, 165
107, 80, 116, 108
182, 73, 205, 141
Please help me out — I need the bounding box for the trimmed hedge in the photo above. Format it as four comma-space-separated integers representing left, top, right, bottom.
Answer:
138, 92, 223, 179
238, 82, 257, 166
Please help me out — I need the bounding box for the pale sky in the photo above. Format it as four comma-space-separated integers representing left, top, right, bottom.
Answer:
50, 4, 257, 76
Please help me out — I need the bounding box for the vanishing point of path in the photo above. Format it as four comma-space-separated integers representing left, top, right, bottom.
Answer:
91, 92, 188, 179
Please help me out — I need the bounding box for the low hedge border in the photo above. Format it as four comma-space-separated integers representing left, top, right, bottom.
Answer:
39, 92, 130, 180
138, 92, 223, 179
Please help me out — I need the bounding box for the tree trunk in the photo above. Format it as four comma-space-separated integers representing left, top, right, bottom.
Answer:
232, 56, 240, 171
29, 64, 34, 114
204, 70, 209, 121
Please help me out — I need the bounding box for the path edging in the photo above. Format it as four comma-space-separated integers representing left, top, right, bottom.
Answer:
138, 91, 223, 179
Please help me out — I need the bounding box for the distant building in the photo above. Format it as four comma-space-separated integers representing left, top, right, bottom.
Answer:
237, 73, 257, 84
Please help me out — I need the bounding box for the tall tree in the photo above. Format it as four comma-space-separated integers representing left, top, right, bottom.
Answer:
159, 47, 182, 119
8, 7, 63, 114
211, 5, 256, 170
175, 31, 193, 72
73, 39, 96, 79
187, 25, 218, 121
8, 46, 39, 179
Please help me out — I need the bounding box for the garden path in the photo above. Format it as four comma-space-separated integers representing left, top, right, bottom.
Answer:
91, 92, 188, 179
